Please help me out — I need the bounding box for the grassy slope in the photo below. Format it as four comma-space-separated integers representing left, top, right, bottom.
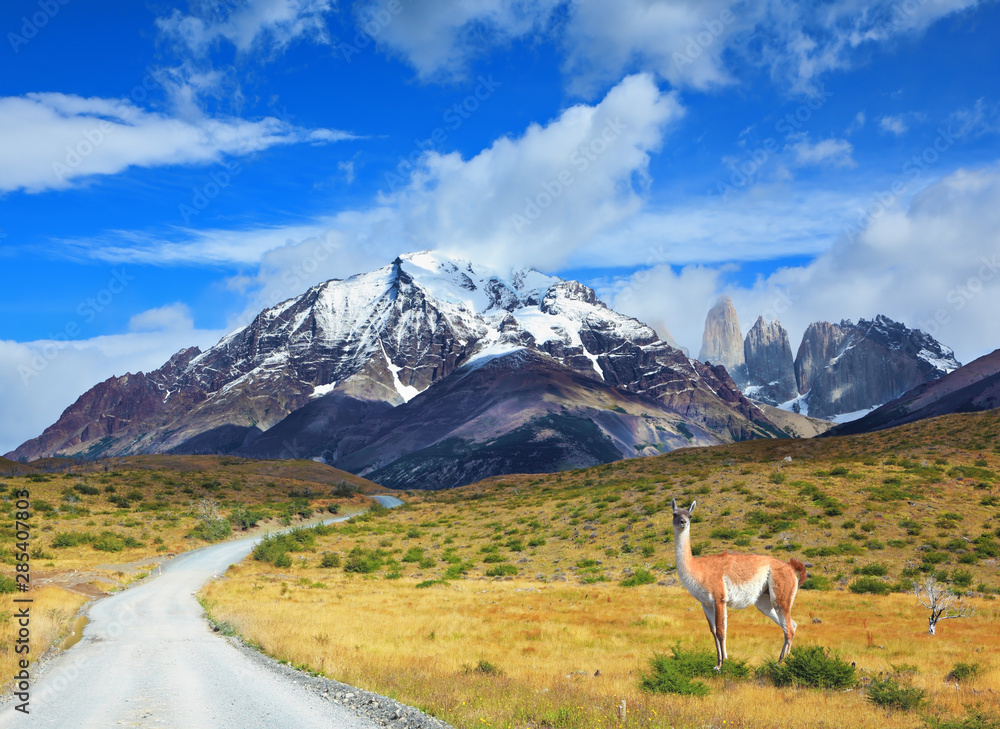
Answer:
0, 455, 386, 686
200, 410, 1000, 729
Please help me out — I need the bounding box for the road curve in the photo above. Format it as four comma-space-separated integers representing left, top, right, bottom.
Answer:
1, 505, 400, 729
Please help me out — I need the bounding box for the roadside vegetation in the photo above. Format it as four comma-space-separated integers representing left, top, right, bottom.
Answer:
199, 410, 1000, 729
0, 454, 378, 684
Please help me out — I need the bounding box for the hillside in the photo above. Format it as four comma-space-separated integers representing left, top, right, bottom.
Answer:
198, 408, 1000, 729
0, 456, 37, 476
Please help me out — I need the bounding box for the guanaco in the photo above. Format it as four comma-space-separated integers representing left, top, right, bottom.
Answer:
672, 499, 807, 670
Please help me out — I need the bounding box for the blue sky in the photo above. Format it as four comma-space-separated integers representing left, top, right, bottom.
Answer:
2, 0, 1000, 453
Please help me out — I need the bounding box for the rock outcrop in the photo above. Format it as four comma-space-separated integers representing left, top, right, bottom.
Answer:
828, 348, 1000, 436
698, 296, 747, 386
743, 317, 797, 405
794, 316, 960, 419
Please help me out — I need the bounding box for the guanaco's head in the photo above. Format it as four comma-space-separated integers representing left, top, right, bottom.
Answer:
671, 498, 696, 531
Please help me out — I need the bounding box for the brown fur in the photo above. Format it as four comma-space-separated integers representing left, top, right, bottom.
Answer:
789, 557, 808, 587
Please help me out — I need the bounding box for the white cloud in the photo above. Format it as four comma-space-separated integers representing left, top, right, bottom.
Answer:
949, 97, 1000, 138
351, 0, 560, 81
55, 219, 342, 266
611, 164, 1000, 365
0, 93, 353, 194
157, 0, 335, 56
571, 185, 859, 269
128, 303, 195, 333
790, 136, 856, 168
848, 111, 866, 133
57, 73, 683, 278
880, 115, 909, 135
393, 73, 683, 270
355, 0, 982, 94
0, 328, 225, 456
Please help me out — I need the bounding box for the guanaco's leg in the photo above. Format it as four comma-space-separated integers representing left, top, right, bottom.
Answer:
756, 582, 791, 662
766, 571, 798, 662
701, 603, 722, 668
713, 600, 728, 669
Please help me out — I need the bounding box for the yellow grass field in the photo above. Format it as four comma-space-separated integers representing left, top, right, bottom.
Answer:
202, 572, 1000, 729
199, 411, 1000, 729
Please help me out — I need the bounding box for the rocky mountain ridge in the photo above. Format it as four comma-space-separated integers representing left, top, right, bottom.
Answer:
827, 348, 1000, 436
10, 252, 784, 488
699, 302, 960, 419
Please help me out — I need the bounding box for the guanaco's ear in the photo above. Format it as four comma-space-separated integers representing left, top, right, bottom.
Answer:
671, 498, 677, 513
689, 500, 697, 513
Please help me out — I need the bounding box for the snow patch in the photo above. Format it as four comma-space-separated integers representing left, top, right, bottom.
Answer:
311, 382, 338, 398
462, 343, 526, 370
777, 392, 810, 418
830, 406, 879, 424
379, 340, 420, 403
918, 347, 960, 374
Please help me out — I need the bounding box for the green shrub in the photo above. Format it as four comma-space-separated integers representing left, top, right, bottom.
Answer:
639, 645, 748, 696
485, 564, 517, 577
854, 563, 889, 576
73, 484, 100, 496
471, 659, 500, 675
924, 707, 1000, 729
443, 562, 472, 579
952, 570, 973, 588
230, 506, 267, 530
415, 579, 445, 588
189, 518, 232, 542
51, 531, 95, 548
402, 547, 425, 563
866, 675, 925, 711
343, 547, 386, 574
769, 473, 787, 484
273, 553, 292, 568
319, 553, 341, 568
92, 532, 143, 552
640, 656, 709, 696
947, 662, 981, 682
757, 646, 856, 689
850, 576, 891, 595
33, 499, 56, 514
253, 529, 319, 567
0, 575, 18, 594
801, 575, 832, 591
621, 569, 656, 587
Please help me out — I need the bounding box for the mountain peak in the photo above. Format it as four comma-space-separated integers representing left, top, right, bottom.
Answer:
698, 296, 746, 385
8, 252, 780, 472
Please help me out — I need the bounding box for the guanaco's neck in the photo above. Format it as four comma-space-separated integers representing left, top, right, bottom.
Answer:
674, 525, 695, 576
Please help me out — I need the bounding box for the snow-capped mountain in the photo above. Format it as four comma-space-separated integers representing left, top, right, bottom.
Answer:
9, 252, 782, 487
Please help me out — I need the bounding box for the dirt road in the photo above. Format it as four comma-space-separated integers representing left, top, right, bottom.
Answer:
1, 499, 425, 729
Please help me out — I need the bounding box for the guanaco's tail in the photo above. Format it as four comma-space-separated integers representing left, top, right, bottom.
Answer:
789, 557, 807, 587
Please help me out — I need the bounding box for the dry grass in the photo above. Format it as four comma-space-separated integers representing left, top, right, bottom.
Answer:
202, 572, 1000, 729
0, 587, 88, 684
199, 411, 1000, 729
